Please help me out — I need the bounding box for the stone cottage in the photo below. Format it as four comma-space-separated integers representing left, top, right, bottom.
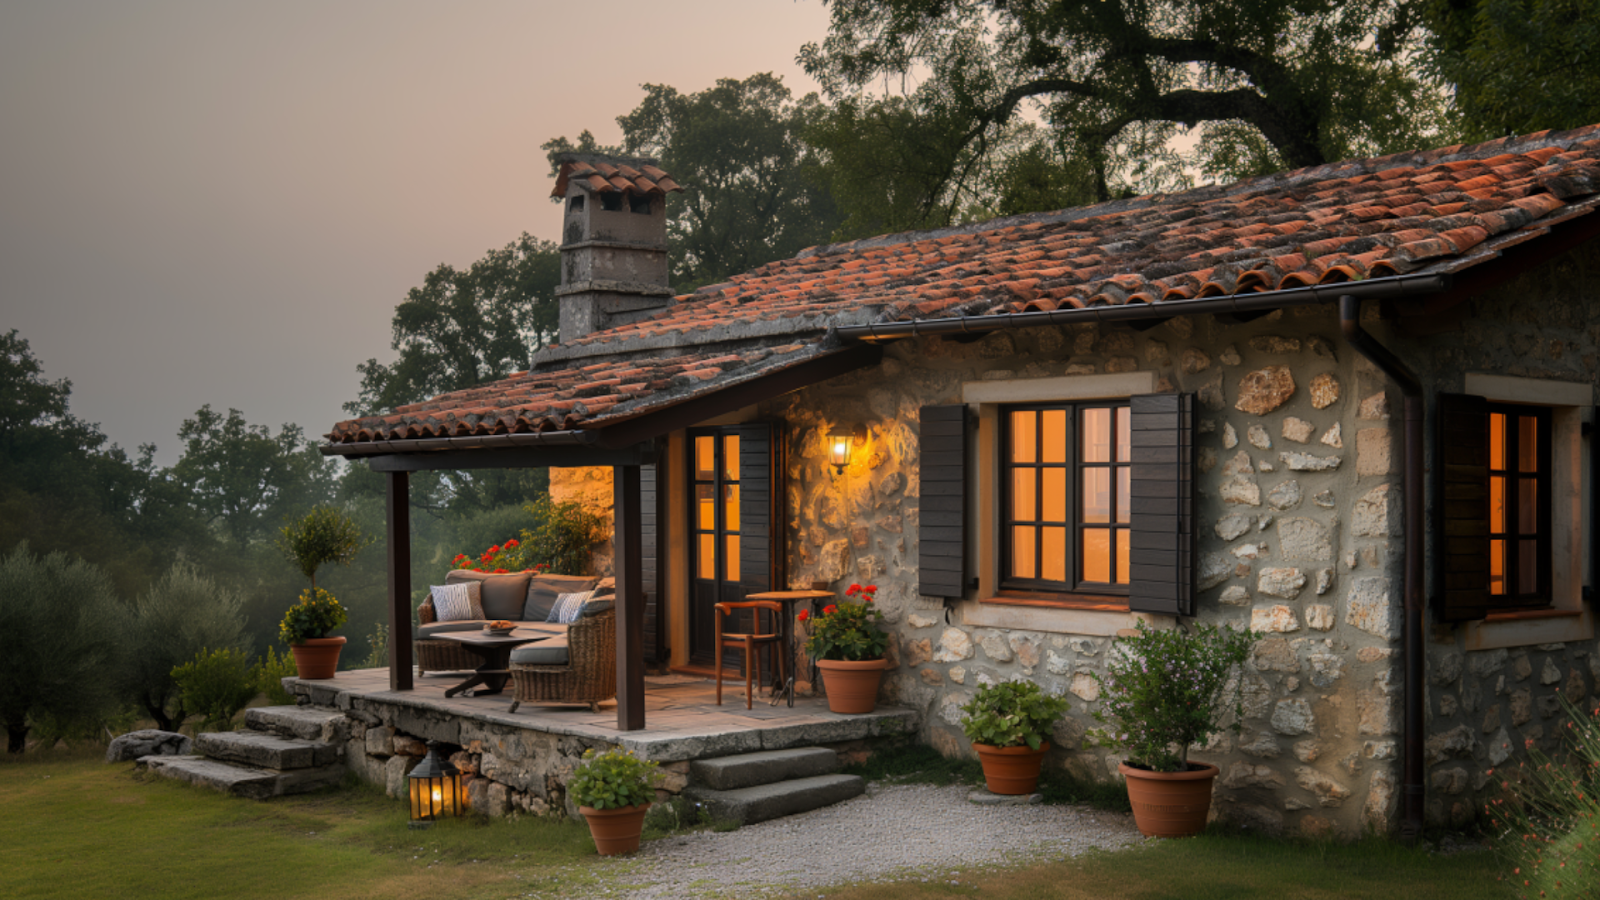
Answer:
325, 129, 1600, 838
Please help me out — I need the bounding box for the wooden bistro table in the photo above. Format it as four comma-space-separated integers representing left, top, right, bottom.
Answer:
742, 589, 836, 707
432, 630, 549, 699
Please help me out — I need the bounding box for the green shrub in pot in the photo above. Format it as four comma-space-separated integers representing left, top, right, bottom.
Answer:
959, 680, 1071, 750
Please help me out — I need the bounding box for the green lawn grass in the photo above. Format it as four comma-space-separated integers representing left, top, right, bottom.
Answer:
3, 750, 1512, 900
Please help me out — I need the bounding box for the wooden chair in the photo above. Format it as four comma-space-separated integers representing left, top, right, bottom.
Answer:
713, 600, 787, 710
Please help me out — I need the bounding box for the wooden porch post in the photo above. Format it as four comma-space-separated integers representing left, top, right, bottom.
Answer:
613, 464, 645, 730
386, 470, 414, 691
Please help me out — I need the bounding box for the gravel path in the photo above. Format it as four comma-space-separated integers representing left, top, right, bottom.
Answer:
593, 783, 1146, 899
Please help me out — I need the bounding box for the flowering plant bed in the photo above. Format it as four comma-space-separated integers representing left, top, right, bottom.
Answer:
1088, 621, 1256, 773
800, 583, 887, 661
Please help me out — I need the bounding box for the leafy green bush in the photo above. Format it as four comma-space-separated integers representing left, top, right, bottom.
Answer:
0, 544, 126, 753
279, 587, 347, 644
960, 680, 1071, 750
249, 646, 296, 705
116, 561, 247, 732
519, 496, 608, 575
1489, 694, 1600, 899
567, 747, 662, 810
171, 648, 256, 731
358, 621, 388, 669
277, 506, 368, 590
1088, 620, 1256, 773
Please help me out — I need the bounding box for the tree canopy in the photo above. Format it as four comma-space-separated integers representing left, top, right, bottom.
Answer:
800, 0, 1450, 214
349, 233, 561, 416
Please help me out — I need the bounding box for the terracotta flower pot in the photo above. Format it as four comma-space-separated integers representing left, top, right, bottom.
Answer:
816, 658, 886, 714
289, 636, 346, 680
580, 803, 651, 856
973, 741, 1051, 794
1119, 761, 1220, 838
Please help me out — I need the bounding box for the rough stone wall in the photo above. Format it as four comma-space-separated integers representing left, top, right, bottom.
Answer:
549, 466, 615, 576
1385, 242, 1600, 830
767, 304, 1420, 838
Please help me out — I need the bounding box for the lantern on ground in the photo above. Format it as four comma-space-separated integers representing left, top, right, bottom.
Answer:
407, 740, 463, 828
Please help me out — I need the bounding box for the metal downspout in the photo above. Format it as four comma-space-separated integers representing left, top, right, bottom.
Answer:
1339, 295, 1426, 841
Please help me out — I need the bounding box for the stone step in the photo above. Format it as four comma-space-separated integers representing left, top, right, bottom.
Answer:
244, 706, 348, 742
690, 747, 840, 791
141, 755, 345, 800
196, 731, 339, 770
684, 773, 865, 826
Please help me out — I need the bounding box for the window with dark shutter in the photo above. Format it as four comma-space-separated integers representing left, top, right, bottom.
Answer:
919, 405, 968, 598
1435, 392, 1491, 623
1127, 393, 1195, 616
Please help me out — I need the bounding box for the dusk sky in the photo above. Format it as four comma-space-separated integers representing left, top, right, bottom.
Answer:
1, 1, 831, 465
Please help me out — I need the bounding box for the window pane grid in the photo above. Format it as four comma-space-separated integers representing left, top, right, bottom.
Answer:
1002, 402, 1128, 594
1486, 405, 1550, 608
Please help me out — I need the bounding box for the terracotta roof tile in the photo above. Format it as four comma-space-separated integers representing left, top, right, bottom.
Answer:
330, 124, 1600, 448
550, 157, 687, 199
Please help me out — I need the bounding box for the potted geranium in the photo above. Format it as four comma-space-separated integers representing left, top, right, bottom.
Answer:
800, 583, 888, 714
567, 747, 662, 856
276, 506, 366, 679
1088, 620, 1256, 837
959, 680, 1071, 794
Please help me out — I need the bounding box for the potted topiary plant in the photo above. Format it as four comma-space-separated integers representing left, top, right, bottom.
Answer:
800, 583, 888, 713
959, 680, 1071, 794
1088, 620, 1257, 837
276, 506, 366, 679
567, 747, 663, 856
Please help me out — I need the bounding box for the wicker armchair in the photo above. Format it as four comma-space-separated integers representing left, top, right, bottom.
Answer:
508, 609, 617, 713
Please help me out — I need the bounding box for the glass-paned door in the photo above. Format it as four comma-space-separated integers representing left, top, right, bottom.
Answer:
689, 429, 743, 666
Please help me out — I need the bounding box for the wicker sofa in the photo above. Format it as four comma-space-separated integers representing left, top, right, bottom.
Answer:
415, 571, 617, 711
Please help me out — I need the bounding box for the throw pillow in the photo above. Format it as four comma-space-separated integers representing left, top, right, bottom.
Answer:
547, 590, 595, 624
431, 582, 481, 622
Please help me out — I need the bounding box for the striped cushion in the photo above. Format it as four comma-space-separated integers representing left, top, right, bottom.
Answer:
430, 583, 481, 622
547, 590, 595, 624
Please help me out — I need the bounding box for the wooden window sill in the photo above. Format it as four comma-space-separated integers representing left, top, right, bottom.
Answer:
1483, 607, 1581, 623
982, 592, 1129, 612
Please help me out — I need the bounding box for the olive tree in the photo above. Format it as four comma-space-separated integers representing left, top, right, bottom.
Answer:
116, 561, 247, 733
0, 544, 125, 753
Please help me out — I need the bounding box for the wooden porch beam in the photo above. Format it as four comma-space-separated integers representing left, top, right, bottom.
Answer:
358, 444, 655, 472
613, 464, 646, 730
386, 470, 414, 691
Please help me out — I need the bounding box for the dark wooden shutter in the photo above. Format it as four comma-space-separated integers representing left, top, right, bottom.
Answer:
919, 404, 968, 598
1128, 392, 1195, 616
639, 463, 663, 664
1436, 392, 1490, 622
737, 422, 775, 595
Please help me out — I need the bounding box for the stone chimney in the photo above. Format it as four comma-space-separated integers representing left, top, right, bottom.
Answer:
550, 153, 683, 344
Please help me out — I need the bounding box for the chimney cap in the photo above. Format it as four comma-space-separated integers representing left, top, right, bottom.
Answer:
551, 153, 683, 199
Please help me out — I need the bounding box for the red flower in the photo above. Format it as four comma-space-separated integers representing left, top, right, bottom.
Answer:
506, 539, 519, 547
824, 604, 837, 615
797, 610, 809, 622
865, 584, 877, 592
494, 568, 508, 574
488, 545, 501, 554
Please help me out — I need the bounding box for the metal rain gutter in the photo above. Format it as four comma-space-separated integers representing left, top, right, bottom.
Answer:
835, 272, 1450, 343
1339, 294, 1427, 842
319, 428, 598, 459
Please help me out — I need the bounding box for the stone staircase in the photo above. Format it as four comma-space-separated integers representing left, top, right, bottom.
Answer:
140, 706, 347, 800
683, 747, 865, 825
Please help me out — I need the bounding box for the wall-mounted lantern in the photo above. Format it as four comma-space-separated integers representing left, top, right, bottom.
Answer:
407, 740, 463, 828
827, 428, 863, 474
